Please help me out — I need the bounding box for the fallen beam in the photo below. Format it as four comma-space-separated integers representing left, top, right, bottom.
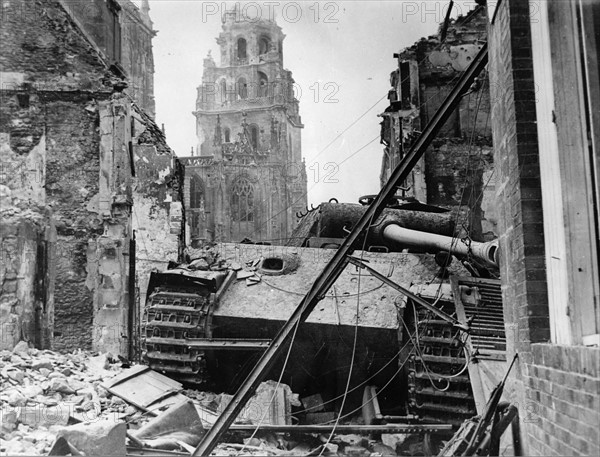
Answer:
192, 43, 489, 456
224, 424, 453, 433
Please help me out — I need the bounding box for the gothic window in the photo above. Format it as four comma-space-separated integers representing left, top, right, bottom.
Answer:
258, 35, 271, 55
223, 127, 231, 143
288, 133, 292, 158
231, 176, 254, 222
258, 71, 269, 97
238, 77, 248, 99
189, 174, 204, 209
220, 79, 227, 103
237, 38, 247, 60
249, 125, 259, 150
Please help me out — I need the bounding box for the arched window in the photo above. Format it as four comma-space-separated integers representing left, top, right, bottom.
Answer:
220, 79, 227, 103
258, 71, 268, 97
189, 174, 204, 209
238, 77, 248, 99
249, 125, 259, 150
231, 176, 254, 222
237, 38, 247, 60
223, 127, 231, 143
258, 35, 271, 55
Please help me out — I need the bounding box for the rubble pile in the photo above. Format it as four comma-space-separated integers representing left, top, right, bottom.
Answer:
0, 342, 132, 455
1, 342, 442, 456
180, 244, 266, 286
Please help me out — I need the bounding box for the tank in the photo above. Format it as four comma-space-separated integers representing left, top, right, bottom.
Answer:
142, 201, 501, 425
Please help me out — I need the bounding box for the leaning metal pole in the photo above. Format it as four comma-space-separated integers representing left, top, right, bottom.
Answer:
193, 43, 488, 456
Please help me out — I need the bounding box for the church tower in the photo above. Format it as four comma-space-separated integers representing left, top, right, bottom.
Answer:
182, 8, 307, 244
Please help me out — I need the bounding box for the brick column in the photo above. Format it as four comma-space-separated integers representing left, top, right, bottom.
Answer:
489, 0, 550, 360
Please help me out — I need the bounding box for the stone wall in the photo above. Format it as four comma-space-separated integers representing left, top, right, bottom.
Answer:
0, 204, 48, 350
46, 94, 106, 351
131, 107, 183, 317
0, 0, 179, 355
0, 0, 110, 351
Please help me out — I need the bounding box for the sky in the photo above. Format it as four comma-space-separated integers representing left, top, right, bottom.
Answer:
146, 1, 478, 206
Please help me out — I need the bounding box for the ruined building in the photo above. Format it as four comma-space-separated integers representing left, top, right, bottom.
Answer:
181, 10, 307, 244
59, 0, 156, 117
0, 0, 183, 356
380, 6, 496, 241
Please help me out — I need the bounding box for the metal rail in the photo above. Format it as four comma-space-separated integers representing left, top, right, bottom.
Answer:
225, 424, 453, 433
145, 337, 271, 350
193, 43, 488, 456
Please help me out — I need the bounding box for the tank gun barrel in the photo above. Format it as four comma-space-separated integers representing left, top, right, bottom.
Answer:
382, 223, 499, 268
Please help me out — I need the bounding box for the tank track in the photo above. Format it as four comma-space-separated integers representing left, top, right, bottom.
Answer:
142, 287, 215, 386
407, 299, 477, 425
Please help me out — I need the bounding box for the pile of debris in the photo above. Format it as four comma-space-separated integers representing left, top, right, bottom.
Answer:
0, 342, 132, 455
180, 244, 264, 286
1, 342, 450, 456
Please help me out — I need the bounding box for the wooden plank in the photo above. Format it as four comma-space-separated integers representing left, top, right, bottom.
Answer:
104, 364, 150, 388
102, 365, 187, 414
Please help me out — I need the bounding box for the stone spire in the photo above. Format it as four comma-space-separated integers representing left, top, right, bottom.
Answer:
140, 0, 153, 29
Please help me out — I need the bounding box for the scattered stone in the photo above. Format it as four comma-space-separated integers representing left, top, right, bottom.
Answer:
301, 393, 325, 412
381, 433, 409, 450
20, 384, 43, 399
5, 389, 26, 406
9, 354, 25, 366
189, 258, 210, 270
49, 378, 76, 395
68, 378, 87, 392
19, 404, 69, 428
371, 442, 398, 456
110, 395, 126, 407
12, 341, 30, 356
38, 367, 51, 377
58, 419, 127, 456
31, 358, 53, 371
7, 369, 24, 384
48, 371, 65, 379
60, 367, 72, 376
0, 409, 18, 433
336, 434, 367, 447
343, 444, 371, 456
70, 395, 85, 405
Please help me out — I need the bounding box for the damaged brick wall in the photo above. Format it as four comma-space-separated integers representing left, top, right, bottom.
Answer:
131, 106, 183, 319
45, 94, 106, 351
0, 0, 110, 351
0, 91, 48, 350
0, 206, 48, 350
0, 0, 178, 356
92, 95, 134, 356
